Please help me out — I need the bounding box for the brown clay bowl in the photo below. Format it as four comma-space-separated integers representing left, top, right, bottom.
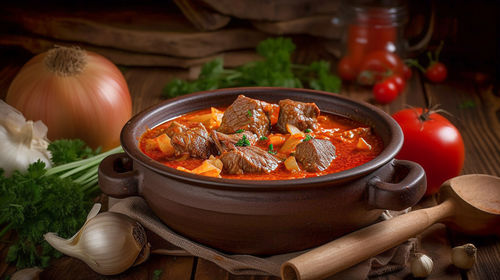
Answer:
98, 87, 426, 255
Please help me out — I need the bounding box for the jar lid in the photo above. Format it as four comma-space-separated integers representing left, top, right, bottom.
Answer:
340, 0, 408, 26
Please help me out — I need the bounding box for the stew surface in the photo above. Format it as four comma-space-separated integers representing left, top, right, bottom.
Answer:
139, 95, 383, 180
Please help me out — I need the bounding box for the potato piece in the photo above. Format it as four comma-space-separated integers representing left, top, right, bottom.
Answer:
284, 156, 300, 173
211, 107, 224, 128
177, 158, 222, 178
356, 137, 372, 150
186, 107, 224, 129
144, 133, 175, 156
279, 134, 305, 154
286, 123, 305, 136
155, 134, 175, 156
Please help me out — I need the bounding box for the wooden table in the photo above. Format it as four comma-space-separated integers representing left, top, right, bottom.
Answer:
0, 45, 499, 280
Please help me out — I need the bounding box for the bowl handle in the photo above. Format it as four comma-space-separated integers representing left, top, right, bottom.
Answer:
98, 153, 140, 198
367, 159, 427, 211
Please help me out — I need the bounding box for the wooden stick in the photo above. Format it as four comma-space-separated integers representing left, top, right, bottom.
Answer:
281, 200, 455, 280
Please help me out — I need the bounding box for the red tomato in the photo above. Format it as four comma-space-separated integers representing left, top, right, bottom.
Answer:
373, 80, 398, 104
385, 74, 406, 93
392, 108, 465, 195
358, 51, 404, 85
402, 64, 412, 80
338, 56, 358, 82
425, 62, 448, 83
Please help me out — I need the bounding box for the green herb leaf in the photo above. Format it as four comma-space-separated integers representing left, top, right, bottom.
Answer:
161, 37, 341, 98
235, 135, 251, 147
235, 129, 245, 133
304, 128, 312, 133
0, 160, 91, 269
268, 144, 277, 155
48, 139, 100, 166
259, 136, 268, 141
304, 134, 313, 142
247, 110, 253, 117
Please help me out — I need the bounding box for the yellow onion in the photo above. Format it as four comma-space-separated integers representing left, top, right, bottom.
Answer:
6, 46, 132, 151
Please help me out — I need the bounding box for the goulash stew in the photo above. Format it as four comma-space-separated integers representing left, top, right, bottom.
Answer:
139, 95, 383, 180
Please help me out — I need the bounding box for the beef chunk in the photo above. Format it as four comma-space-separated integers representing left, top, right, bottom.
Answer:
276, 99, 320, 133
218, 95, 270, 137
220, 146, 279, 174
166, 121, 214, 159
295, 139, 336, 172
212, 130, 258, 154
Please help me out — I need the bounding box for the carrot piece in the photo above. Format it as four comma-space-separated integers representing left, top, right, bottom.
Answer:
268, 134, 287, 146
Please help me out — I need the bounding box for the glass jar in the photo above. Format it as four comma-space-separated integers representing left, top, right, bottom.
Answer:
338, 0, 409, 85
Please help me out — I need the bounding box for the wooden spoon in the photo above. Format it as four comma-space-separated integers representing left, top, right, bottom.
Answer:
281, 174, 500, 280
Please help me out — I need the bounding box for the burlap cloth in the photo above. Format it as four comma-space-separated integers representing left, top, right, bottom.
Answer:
109, 197, 417, 279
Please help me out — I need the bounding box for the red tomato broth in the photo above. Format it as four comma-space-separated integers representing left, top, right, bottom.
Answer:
139, 107, 384, 180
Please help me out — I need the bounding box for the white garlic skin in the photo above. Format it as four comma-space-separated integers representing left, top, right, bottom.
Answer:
411, 253, 433, 278
45, 208, 149, 275
452, 243, 477, 269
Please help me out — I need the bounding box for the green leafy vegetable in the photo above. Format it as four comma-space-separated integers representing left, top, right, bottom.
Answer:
0, 144, 123, 269
235, 129, 245, 133
260, 136, 268, 141
304, 134, 313, 142
162, 37, 341, 98
0, 161, 90, 268
247, 110, 253, 117
48, 139, 100, 166
235, 135, 251, 147
304, 128, 312, 133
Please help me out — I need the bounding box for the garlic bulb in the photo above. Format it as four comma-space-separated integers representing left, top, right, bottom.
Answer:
452, 243, 477, 269
411, 253, 433, 278
44, 204, 150, 275
0, 100, 52, 176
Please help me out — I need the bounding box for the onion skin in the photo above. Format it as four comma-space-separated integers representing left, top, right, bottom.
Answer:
6, 48, 132, 151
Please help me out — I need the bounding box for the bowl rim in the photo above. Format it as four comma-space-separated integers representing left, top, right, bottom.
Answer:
121, 87, 403, 190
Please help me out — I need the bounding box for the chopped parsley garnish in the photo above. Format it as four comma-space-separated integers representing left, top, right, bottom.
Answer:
268, 144, 277, 155
235, 135, 251, 147
304, 128, 312, 133
303, 134, 313, 142
259, 136, 268, 141
247, 110, 253, 117
235, 129, 245, 133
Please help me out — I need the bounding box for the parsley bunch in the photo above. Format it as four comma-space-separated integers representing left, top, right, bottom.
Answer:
163, 37, 341, 98
0, 140, 123, 269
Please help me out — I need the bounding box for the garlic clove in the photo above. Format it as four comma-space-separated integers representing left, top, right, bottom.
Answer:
44, 204, 150, 275
452, 243, 477, 270
411, 253, 433, 278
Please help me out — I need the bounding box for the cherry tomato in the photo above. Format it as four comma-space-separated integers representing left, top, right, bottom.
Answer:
385, 74, 406, 93
402, 64, 412, 80
338, 56, 358, 82
425, 62, 447, 83
373, 80, 398, 104
358, 51, 404, 85
392, 108, 465, 195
